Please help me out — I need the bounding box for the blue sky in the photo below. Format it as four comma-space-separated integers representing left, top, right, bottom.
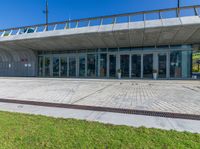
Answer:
0, 0, 199, 29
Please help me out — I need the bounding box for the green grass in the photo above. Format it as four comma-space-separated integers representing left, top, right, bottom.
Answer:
0, 111, 199, 149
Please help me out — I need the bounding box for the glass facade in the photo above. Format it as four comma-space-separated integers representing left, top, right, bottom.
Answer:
143, 54, 153, 78
131, 54, 141, 78
38, 45, 192, 79
69, 57, 76, 77
158, 54, 167, 78
100, 54, 107, 77
79, 55, 86, 77
60, 57, 68, 77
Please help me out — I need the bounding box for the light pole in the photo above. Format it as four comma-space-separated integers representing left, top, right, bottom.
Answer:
178, 0, 180, 16
43, 0, 49, 30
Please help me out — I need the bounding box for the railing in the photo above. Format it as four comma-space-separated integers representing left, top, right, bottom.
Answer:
0, 5, 200, 37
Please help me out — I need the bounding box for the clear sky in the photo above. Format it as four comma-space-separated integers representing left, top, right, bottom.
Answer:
0, 0, 199, 29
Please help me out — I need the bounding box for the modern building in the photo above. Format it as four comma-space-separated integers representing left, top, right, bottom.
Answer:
0, 5, 200, 79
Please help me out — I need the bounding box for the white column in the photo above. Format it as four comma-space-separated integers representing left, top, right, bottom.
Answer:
117, 53, 120, 71
153, 53, 158, 71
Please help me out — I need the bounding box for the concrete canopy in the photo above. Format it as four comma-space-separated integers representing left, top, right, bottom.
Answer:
0, 15, 200, 52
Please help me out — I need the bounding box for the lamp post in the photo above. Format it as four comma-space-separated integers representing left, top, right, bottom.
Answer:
43, 0, 49, 31
178, 0, 180, 16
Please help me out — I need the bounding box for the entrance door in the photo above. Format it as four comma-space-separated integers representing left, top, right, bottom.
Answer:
53, 57, 60, 77
100, 53, 107, 77
120, 55, 129, 78
44, 56, 51, 77
79, 55, 86, 77
143, 54, 153, 78
109, 55, 116, 78
69, 56, 76, 77
38, 56, 44, 77
87, 54, 96, 77
158, 54, 167, 78
131, 54, 141, 78
60, 57, 68, 77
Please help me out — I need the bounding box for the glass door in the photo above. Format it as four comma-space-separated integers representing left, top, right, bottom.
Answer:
120, 55, 129, 78
79, 55, 86, 77
60, 57, 68, 77
131, 54, 141, 78
38, 56, 44, 77
69, 56, 76, 77
53, 57, 60, 77
100, 53, 107, 77
109, 54, 116, 78
143, 54, 153, 78
170, 51, 182, 78
44, 56, 51, 77
87, 54, 96, 77
158, 54, 167, 78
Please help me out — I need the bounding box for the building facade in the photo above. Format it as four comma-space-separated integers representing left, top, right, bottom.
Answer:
38, 45, 192, 79
0, 5, 199, 79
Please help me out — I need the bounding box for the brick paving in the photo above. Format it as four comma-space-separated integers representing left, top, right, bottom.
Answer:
0, 77, 199, 115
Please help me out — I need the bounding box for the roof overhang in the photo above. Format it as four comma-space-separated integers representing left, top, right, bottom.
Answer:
0, 16, 200, 51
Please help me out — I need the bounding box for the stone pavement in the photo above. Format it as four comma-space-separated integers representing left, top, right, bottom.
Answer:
0, 77, 199, 115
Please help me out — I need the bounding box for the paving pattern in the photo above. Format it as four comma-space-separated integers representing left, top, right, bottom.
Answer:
0, 77, 199, 115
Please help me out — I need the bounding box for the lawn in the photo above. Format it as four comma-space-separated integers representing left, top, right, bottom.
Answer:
0, 111, 199, 149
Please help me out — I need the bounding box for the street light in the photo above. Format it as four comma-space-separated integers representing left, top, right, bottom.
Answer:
178, 0, 180, 16
43, 0, 49, 30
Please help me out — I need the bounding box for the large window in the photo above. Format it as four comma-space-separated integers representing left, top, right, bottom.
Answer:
69, 57, 76, 77
120, 55, 129, 78
53, 57, 59, 77
79, 56, 86, 77
158, 54, 167, 78
170, 51, 182, 78
44, 57, 51, 77
143, 54, 153, 78
38, 56, 43, 77
60, 57, 68, 77
100, 54, 107, 77
109, 55, 116, 77
131, 55, 141, 78
87, 54, 96, 77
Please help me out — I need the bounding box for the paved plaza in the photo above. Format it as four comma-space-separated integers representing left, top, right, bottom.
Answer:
0, 77, 199, 115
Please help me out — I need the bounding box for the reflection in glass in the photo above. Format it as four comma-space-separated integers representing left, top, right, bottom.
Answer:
79, 56, 85, 77
143, 54, 153, 78
38, 56, 43, 77
69, 57, 76, 77
158, 54, 166, 78
120, 55, 129, 77
87, 54, 96, 77
109, 55, 116, 77
61, 57, 67, 77
132, 55, 141, 78
170, 51, 182, 78
53, 57, 59, 77
100, 54, 107, 77
45, 57, 51, 77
